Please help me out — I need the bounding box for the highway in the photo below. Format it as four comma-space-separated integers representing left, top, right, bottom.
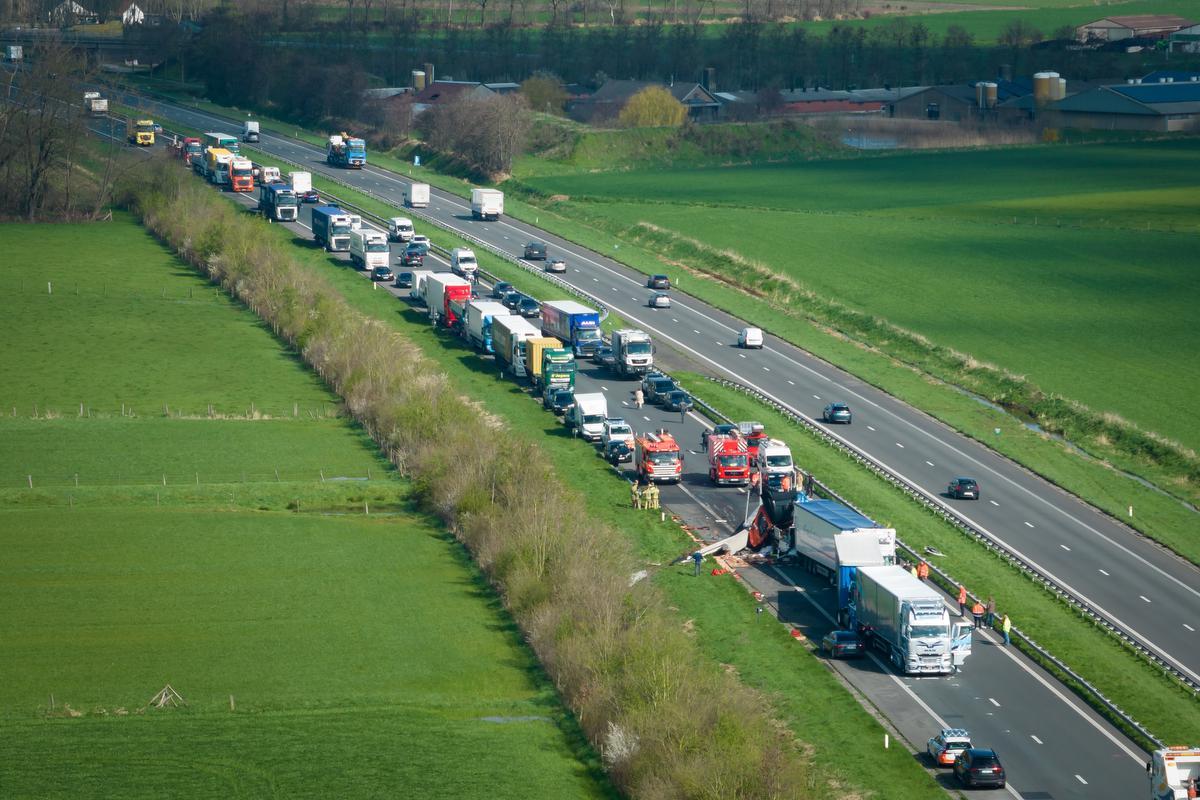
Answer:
121, 91, 1200, 692
180, 168, 1146, 798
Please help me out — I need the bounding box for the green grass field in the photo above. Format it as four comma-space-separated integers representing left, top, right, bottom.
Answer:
522, 140, 1200, 450
0, 216, 609, 798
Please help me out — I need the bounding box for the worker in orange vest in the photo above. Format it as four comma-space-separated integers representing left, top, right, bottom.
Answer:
970, 601, 985, 629
917, 561, 929, 581
957, 584, 968, 616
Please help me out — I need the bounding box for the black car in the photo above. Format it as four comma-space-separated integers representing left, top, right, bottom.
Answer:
953, 748, 1006, 789
820, 630, 864, 658
948, 477, 980, 500
647, 274, 671, 290
605, 440, 633, 465
399, 243, 427, 267
518, 296, 541, 318
491, 281, 513, 300
502, 291, 525, 311
523, 241, 547, 260
543, 386, 575, 415
701, 423, 739, 449
663, 389, 694, 413
595, 346, 618, 370
644, 376, 678, 404
393, 271, 415, 289
823, 402, 852, 424
591, 344, 613, 364
371, 266, 394, 282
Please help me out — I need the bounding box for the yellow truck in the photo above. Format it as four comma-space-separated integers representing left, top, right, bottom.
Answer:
524, 336, 563, 390
127, 118, 155, 146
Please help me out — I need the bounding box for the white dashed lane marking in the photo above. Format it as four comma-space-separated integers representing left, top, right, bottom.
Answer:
1076, 776, 1088, 786
787, 380, 795, 385
1184, 623, 1195, 632
988, 698, 1001, 707
896, 442, 905, 449
925, 460, 934, 467
1030, 735, 1043, 745
1060, 544, 1071, 551
867, 425, 876, 431
1098, 568, 1109, 576
1140, 595, 1152, 603
990, 500, 1000, 506
1024, 521, 1035, 528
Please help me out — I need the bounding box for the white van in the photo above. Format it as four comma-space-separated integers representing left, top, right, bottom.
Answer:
387, 217, 415, 243
738, 327, 764, 349
450, 247, 478, 279
568, 393, 609, 441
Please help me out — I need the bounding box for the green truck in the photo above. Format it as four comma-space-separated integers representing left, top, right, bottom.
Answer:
535, 346, 576, 392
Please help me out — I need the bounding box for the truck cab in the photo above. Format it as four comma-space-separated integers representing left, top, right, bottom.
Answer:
708, 433, 750, 486
635, 430, 683, 484
541, 348, 576, 392
229, 157, 255, 192
180, 137, 203, 166
128, 119, 155, 146
243, 120, 260, 142
567, 393, 608, 441
258, 184, 298, 222
311, 206, 353, 252
612, 329, 654, 376
350, 229, 390, 270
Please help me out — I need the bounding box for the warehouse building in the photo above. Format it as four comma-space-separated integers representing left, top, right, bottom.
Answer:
1045, 81, 1200, 132
1075, 14, 1194, 43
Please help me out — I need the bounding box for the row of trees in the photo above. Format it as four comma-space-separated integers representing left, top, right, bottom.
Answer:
416, 92, 531, 175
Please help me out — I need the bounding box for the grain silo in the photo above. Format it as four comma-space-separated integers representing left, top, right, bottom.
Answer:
412, 70, 427, 91
1033, 72, 1057, 106
1054, 76, 1067, 100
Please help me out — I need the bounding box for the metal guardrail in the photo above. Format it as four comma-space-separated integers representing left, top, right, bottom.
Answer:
690, 375, 1170, 749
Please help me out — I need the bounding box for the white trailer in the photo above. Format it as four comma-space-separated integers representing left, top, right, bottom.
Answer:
567, 393, 608, 441
83, 92, 108, 116
422, 273, 472, 325
854, 565, 971, 675
288, 171, 312, 195
408, 270, 434, 301
405, 183, 430, 208
471, 188, 503, 221
349, 228, 389, 270
243, 120, 260, 142
464, 300, 512, 353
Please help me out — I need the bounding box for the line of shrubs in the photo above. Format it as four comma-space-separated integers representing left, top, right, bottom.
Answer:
119, 156, 812, 799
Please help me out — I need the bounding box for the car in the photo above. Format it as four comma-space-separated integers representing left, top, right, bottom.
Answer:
523, 241, 547, 260
300, 189, 320, 204
602, 418, 635, 450
647, 274, 670, 290
502, 291, 524, 311
410, 234, 430, 247
595, 346, 618, 370
518, 296, 541, 318
546, 257, 567, 274
371, 266, 394, 282
399, 243, 427, 267
491, 281, 513, 300
820, 630, 865, 659
648, 292, 671, 309
604, 439, 633, 465
701, 423, 739, 449
393, 271, 414, 289
948, 477, 980, 500
543, 386, 575, 415
152, 123, 163, 134
738, 326, 764, 349
927, 729, 972, 767
953, 748, 1006, 789
643, 375, 678, 405
663, 389, 694, 413
823, 402, 852, 424
591, 344, 613, 364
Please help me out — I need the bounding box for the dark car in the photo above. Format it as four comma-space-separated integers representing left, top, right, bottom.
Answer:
523, 240, 547, 260
596, 346, 618, 370
399, 243, 427, 267
591, 344, 613, 364
491, 281, 513, 300
823, 402, 852, 424
948, 477, 980, 500
820, 630, 865, 659
953, 748, 1006, 789
502, 291, 524, 310
644, 376, 678, 405
701, 423, 739, 449
371, 266, 394, 282
518, 296, 541, 318
543, 386, 575, 415
663, 389, 693, 413
647, 274, 671, 290
393, 271, 415, 289
605, 439, 633, 465
300, 189, 320, 204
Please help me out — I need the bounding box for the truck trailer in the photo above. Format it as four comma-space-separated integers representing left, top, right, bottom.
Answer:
405, 183, 430, 208
258, 183, 298, 222
853, 565, 971, 675
492, 316, 541, 377
349, 229, 389, 270
611, 329, 654, 376
203, 132, 239, 154
423, 273, 472, 328
464, 300, 512, 353
288, 171, 312, 196
83, 92, 108, 116
471, 188, 503, 221
243, 120, 260, 142
311, 206, 353, 252
540, 300, 602, 358
203, 148, 233, 185
327, 134, 366, 169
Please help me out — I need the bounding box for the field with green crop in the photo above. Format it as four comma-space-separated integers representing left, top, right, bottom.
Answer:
0, 217, 608, 798
522, 139, 1200, 450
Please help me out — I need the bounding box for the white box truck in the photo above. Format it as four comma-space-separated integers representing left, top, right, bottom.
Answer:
471, 188, 503, 221
854, 565, 971, 675
408, 269, 434, 301
611, 329, 654, 376
288, 171, 312, 195
567, 393, 608, 441
450, 247, 478, 279
492, 315, 542, 377
464, 300, 512, 353
349, 228, 389, 271
243, 120, 260, 142
387, 217, 414, 242
405, 183, 430, 208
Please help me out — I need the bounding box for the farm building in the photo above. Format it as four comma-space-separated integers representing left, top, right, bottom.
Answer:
1170, 24, 1200, 54
568, 79, 722, 124
49, 1, 97, 24
410, 80, 494, 114
889, 84, 1028, 122
1075, 15, 1194, 43
1044, 81, 1200, 132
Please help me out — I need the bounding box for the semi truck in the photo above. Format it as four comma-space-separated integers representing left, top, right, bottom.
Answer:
450, 248, 478, 279
540, 301, 602, 358
471, 188, 503, 221
492, 315, 541, 377
423, 273, 472, 328
405, 183, 430, 208
258, 184, 298, 222
83, 91, 108, 116
311, 206, 353, 252
229, 156, 255, 192
127, 118, 155, 146
611, 329, 654, 376
349, 228, 389, 270
707, 433, 750, 486
203, 148, 233, 185
635, 430, 683, 484
327, 134, 366, 169
1149, 746, 1200, 799
532, 344, 575, 392
853, 565, 972, 675
203, 132, 239, 154
791, 499, 896, 618
178, 137, 203, 166
243, 120, 260, 142
567, 393, 608, 441
464, 300, 512, 353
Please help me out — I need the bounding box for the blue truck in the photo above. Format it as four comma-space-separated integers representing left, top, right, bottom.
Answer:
539, 300, 602, 357
258, 184, 298, 222
790, 499, 897, 618
311, 205, 354, 252
326, 134, 366, 169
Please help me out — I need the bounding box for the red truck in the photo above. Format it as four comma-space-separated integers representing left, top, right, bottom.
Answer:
178, 137, 203, 166
738, 421, 768, 462
635, 430, 683, 484
707, 433, 750, 486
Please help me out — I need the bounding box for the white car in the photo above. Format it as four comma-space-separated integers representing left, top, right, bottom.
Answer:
411, 234, 430, 247
649, 292, 671, 309
738, 326, 764, 349
546, 257, 567, 273
601, 418, 635, 450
